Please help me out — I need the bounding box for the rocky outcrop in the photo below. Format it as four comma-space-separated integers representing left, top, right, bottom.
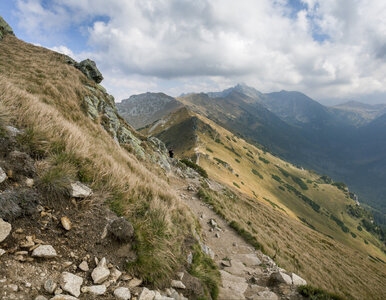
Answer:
69, 181, 92, 198
75, 59, 103, 83
0, 16, 14, 41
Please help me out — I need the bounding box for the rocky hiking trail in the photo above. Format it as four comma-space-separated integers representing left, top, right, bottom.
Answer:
171, 174, 306, 300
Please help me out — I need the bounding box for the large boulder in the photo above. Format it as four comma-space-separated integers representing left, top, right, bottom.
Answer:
0, 16, 14, 41
270, 271, 293, 285
75, 59, 103, 83
291, 273, 307, 286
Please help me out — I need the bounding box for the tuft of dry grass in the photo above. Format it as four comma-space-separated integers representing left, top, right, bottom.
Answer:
0, 35, 196, 286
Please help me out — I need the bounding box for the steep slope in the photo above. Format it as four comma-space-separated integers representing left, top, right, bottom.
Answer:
117, 92, 182, 129
138, 105, 386, 299
178, 86, 386, 218
0, 25, 223, 299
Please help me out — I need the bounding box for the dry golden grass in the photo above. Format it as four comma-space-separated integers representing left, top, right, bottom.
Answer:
200, 184, 386, 299
0, 35, 196, 286
191, 114, 386, 299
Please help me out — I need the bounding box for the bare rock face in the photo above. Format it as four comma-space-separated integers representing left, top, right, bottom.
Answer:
108, 217, 135, 242
75, 59, 103, 83
0, 218, 11, 242
0, 16, 14, 40
70, 182, 92, 198
60, 272, 83, 297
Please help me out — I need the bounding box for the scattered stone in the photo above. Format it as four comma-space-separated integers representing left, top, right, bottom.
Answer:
20, 235, 35, 248
50, 295, 78, 300
232, 242, 237, 247
81, 285, 106, 296
121, 274, 133, 281
60, 216, 72, 231
171, 280, 186, 289
70, 181, 92, 198
44, 279, 57, 294
25, 178, 34, 187
215, 233, 220, 238
0, 248, 5, 256
15, 250, 28, 255
270, 271, 292, 285
8, 283, 18, 292
111, 267, 122, 282
35, 296, 48, 300
187, 252, 193, 264
209, 219, 217, 227
78, 261, 89, 272
32, 245, 57, 258
291, 273, 307, 286
138, 287, 156, 300
60, 272, 83, 297
176, 272, 184, 281
108, 217, 135, 242
114, 287, 131, 300
91, 257, 110, 284
0, 167, 7, 183
54, 288, 63, 295
63, 261, 73, 268
221, 260, 231, 267
0, 218, 11, 242
128, 278, 143, 288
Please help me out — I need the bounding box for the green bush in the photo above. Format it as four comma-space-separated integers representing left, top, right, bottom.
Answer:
271, 174, 282, 183
251, 169, 263, 179
206, 147, 213, 153
235, 158, 240, 163
180, 159, 208, 178
233, 182, 240, 188
258, 156, 270, 164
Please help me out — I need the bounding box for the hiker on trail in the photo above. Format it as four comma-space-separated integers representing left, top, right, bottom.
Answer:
168, 149, 174, 158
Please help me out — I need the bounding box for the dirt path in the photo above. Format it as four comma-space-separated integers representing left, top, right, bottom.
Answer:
170, 174, 301, 300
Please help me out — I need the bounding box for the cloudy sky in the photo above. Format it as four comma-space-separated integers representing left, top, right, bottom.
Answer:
1, 0, 386, 104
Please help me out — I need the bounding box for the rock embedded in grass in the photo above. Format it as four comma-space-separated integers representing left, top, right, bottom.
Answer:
70, 182, 92, 198
108, 217, 134, 242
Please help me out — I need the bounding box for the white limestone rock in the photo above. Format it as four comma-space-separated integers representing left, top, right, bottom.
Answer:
60, 272, 83, 297
0, 218, 11, 242
291, 273, 307, 286
114, 287, 131, 300
70, 181, 92, 198
32, 245, 57, 258
91, 257, 110, 284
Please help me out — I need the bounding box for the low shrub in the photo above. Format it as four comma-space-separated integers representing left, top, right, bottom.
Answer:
180, 159, 208, 178
298, 285, 344, 300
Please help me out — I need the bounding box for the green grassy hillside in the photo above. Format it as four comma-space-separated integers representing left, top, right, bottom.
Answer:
144, 108, 386, 299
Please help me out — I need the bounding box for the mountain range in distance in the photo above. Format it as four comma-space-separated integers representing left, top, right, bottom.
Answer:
117, 84, 386, 225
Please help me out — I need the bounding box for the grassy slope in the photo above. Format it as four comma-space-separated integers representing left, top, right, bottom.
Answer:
146, 107, 386, 298
0, 35, 200, 287
196, 114, 385, 257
